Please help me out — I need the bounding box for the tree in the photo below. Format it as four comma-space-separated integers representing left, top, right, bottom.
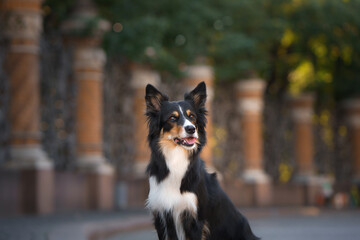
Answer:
43, 0, 360, 100
94, 0, 221, 75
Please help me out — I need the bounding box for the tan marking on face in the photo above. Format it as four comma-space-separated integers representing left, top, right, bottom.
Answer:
159, 133, 176, 151
159, 124, 188, 154
171, 124, 182, 136
185, 109, 197, 125
172, 111, 179, 118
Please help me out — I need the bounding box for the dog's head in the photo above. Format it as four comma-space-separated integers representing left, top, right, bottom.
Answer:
145, 82, 207, 153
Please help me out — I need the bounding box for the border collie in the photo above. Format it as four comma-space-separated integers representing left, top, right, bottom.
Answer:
145, 82, 259, 240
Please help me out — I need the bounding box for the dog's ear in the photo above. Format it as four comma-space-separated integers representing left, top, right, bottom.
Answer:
184, 81, 207, 109
145, 84, 169, 112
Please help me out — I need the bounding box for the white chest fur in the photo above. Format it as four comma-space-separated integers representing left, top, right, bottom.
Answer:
147, 146, 198, 240
147, 146, 197, 213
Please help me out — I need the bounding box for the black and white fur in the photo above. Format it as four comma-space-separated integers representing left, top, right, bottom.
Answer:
145, 82, 259, 240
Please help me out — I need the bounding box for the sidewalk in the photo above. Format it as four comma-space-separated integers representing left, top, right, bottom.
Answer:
0, 210, 152, 240
1, 207, 359, 240
110, 208, 360, 240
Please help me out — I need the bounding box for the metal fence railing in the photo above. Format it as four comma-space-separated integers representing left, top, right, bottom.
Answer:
0, 35, 353, 182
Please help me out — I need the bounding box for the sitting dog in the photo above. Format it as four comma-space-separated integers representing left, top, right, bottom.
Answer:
145, 82, 259, 240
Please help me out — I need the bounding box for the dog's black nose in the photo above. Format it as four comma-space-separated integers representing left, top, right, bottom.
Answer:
185, 126, 196, 134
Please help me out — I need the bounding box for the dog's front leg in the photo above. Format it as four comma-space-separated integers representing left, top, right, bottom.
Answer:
153, 212, 166, 240
181, 211, 205, 240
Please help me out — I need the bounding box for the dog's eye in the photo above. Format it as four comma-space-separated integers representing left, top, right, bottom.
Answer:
169, 116, 177, 121
189, 114, 196, 120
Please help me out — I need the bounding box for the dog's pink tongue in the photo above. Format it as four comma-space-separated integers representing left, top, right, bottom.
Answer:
184, 137, 196, 145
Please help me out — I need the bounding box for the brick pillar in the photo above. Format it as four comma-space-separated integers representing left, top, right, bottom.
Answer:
62, 0, 114, 210
131, 64, 160, 175
236, 79, 271, 206
184, 65, 214, 169
1, 0, 53, 214
290, 94, 321, 205
290, 94, 315, 181
343, 98, 360, 183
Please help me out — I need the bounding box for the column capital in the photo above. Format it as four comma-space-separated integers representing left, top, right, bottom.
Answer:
183, 65, 214, 84
1, 0, 43, 53
342, 98, 360, 128
73, 47, 106, 82
61, 0, 110, 47
74, 47, 106, 71
183, 65, 214, 101
290, 93, 315, 123
236, 78, 266, 93
130, 64, 161, 89
236, 79, 266, 115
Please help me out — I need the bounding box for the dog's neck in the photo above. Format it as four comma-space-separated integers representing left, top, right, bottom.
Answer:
160, 145, 190, 182
148, 142, 202, 192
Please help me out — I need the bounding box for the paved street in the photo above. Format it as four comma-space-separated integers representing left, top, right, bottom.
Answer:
108, 209, 360, 240
1, 208, 359, 240
0, 210, 152, 240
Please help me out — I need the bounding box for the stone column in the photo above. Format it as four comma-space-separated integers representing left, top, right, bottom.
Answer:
236, 79, 271, 206
62, 0, 114, 210
183, 65, 214, 169
290, 93, 321, 206
73, 46, 111, 169
290, 94, 315, 181
343, 98, 360, 183
1, 0, 53, 214
236, 79, 268, 181
131, 64, 160, 175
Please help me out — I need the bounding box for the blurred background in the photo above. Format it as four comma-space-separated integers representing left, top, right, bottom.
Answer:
0, 0, 360, 239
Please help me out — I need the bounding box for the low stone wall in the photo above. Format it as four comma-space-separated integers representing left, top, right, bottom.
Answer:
0, 170, 328, 216
54, 172, 88, 212
0, 170, 114, 216
0, 170, 21, 215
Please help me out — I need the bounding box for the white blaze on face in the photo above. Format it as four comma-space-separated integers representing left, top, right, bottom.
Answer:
178, 105, 198, 139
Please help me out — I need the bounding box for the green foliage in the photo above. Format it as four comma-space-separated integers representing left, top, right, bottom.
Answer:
287, 0, 360, 102
43, 0, 75, 33
43, 0, 360, 102
95, 0, 221, 76
212, 32, 262, 80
